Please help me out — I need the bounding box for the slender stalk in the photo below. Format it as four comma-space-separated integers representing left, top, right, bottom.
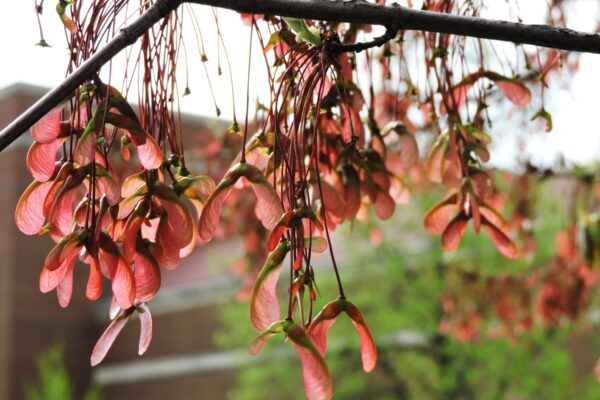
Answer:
241, 17, 254, 163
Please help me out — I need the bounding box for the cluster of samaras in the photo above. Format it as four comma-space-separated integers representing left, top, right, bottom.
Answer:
12, 19, 546, 400
440, 226, 599, 342
439, 164, 600, 345
14, 88, 382, 399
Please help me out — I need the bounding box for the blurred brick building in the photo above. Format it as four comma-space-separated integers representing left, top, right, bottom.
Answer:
0, 84, 246, 400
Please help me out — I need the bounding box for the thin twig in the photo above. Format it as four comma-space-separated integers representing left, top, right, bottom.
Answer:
336, 24, 399, 54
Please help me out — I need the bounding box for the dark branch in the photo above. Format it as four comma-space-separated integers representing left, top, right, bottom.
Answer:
2, 0, 600, 151
0, 0, 182, 152
194, 0, 600, 54
337, 25, 399, 54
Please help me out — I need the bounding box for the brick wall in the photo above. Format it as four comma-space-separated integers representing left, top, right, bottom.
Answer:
0, 84, 241, 400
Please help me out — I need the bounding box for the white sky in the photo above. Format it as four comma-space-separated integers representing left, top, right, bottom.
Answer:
1, 1, 599, 168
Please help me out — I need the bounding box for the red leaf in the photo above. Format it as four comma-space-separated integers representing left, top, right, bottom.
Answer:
31, 108, 62, 144
390, 176, 410, 204
293, 241, 304, 271
59, 14, 78, 33
424, 194, 458, 234
120, 137, 131, 161
15, 180, 53, 235
179, 221, 198, 258
374, 191, 395, 220
40, 249, 77, 293
319, 179, 346, 221
181, 175, 215, 208
398, 133, 419, 169
495, 80, 531, 106
426, 136, 446, 183
482, 220, 519, 259
112, 257, 135, 310
153, 183, 194, 249
248, 178, 285, 231
306, 237, 328, 253
136, 132, 163, 170
121, 172, 147, 198
307, 300, 343, 356
57, 261, 74, 308
241, 164, 283, 226
470, 170, 492, 199
341, 165, 361, 220
267, 216, 291, 252
140, 217, 160, 241
341, 106, 364, 146
363, 176, 378, 203
118, 193, 146, 220
198, 164, 244, 241
70, 196, 87, 226
138, 303, 153, 355
372, 172, 390, 193
441, 215, 468, 252
74, 129, 96, 166
285, 322, 334, 400
442, 136, 462, 188
98, 232, 120, 279
95, 165, 121, 205
48, 170, 86, 242
48, 189, 77, 242
152, 222, 182, 269
485, 72, 531, 106
250, 240, 290, 332
345, 302, 377, 372
134, 241, 161, 302
27, 139, 64, 182
122, 206, 145, 263
267, 209, 320, 252
42, 164, 72, 219
86, 255, 103, 301
479, 203, 511, 236
383, 122, 419, 169
59, 231, 86, 265
336, 52, 353, 81
441, 83, 474, 115
240, 14, 262, 26
91, 313, 131, 366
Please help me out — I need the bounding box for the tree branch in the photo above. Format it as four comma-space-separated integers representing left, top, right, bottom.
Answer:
2, 0, 600, 152
0, 0, 182, 152
195, 0, 600, 54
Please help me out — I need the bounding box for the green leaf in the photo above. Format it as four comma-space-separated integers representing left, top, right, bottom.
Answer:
55, 1, 77, 33
229, 121, 241, 135
249, 320, 287, 355
431, 47, 448, 61
250, 240, 290, 331
35, 39, 52, 48
465, 125, 492, 144
531, 107, 553, 132
283, 18, 321, 46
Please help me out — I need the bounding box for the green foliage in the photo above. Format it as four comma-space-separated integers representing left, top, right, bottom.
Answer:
215, 184, 600, 399
25, 343, 99, 400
